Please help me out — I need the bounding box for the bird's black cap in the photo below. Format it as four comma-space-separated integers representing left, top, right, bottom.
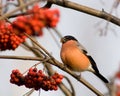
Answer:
61, 35, 78, 43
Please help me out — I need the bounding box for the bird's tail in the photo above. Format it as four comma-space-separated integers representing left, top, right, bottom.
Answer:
94, 73, 109, 83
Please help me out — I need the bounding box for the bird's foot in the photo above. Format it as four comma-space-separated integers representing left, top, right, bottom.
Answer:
78, 73, 81, 77
76, 73, 82, 79
62, 64, 67, 70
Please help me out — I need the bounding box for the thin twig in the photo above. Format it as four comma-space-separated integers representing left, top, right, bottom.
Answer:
64, 76, 76, 96
24, 33, 55, 60
17, 0, 28, 12
47, 28, 60, 48
53, 28, 63, 38
30, 37, 47, 58
0, 55, 44, 61
22, 57, 50, 75
23, 88, 34, 96
98, 0, 120, 36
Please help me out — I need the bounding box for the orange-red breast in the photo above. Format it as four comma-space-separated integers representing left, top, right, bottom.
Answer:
60, 35, 108, 83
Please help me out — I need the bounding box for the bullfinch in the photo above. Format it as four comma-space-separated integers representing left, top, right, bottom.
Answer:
60, 35, 109, 83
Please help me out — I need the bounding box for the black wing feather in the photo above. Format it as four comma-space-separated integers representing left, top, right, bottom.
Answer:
77, 42, 99, 73
78, 42, 109, 83
87, 55, 99, 73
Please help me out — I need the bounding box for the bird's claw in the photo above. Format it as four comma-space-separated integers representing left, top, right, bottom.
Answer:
62, 64, 67, 70
77, 73, 82, 79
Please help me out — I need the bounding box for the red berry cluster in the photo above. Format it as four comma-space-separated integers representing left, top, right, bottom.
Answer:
116, 85, 120, 96
115, 71, 120, 78
113, 71, 120, 96
10, 69, 24, 86
10, 68, 63, 91
0, 5, 60, 50
28, 5, 60, 27
0, 21, 25, 50
12, 5, 60, 36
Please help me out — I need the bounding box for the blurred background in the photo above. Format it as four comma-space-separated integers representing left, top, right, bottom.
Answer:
0, 0, 120, 96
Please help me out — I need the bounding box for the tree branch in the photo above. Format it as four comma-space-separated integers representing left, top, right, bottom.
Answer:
48, 0, 120, 26
0, 55, 44, 61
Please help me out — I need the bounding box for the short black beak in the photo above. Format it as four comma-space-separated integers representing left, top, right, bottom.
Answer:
60, 38, 65, 43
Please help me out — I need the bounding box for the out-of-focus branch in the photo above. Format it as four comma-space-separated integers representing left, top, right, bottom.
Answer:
0, 0, 2, 15
48, 0, 120, 26
95, 0, 120, 36
53, 28, 63, 38
23, 88, 34, 96
17, 0, 28, 12
47, 28, 61, 48
24, 33, 54, 60
44, 1, 52, 8
0, 0, 41, 20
